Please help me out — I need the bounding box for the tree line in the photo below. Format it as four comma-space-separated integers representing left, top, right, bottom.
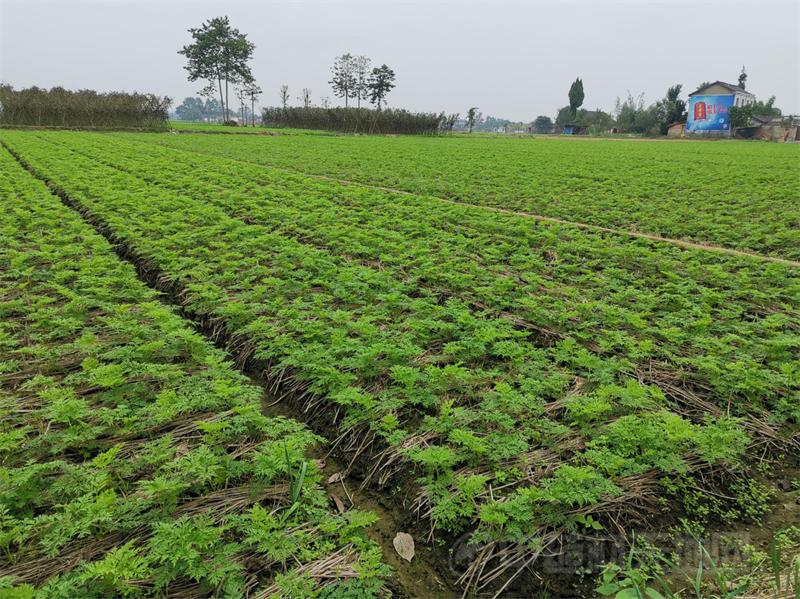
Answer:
500, 68, 785, 136
178, 17, 399, 129
327, 54, 396, 110
261, 106, 444, 134
177, 18, 787, 136
0, 85, 171, 130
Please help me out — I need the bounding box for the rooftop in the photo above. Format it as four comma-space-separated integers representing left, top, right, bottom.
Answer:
688, 81, 754, 97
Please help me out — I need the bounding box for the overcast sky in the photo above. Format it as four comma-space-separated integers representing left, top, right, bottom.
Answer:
2, 0, 798, 120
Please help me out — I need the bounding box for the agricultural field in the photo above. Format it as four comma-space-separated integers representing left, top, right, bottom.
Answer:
137, 132, 800, 260
1, 129, 798, 597
169, 121, 334, 136
0, 145, 388, 597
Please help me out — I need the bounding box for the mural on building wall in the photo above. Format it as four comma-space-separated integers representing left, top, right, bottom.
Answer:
686, 95, 735, 132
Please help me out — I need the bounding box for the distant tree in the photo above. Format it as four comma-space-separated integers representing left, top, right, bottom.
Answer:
330, 53, 358, 108
441, 112, 459, 132
175, 97, 206, 121
655, 84, 686, 134
321, 95, 331, 108
476, 115, 511, 132
730, 104, 753, 131
204, 98, 223, 120
533, 115, 554, 133
614, 91, 660, 134
367, 64, 396, 110
695, 81, 712, 91
738, 66, 747, 90
751, 95, 781, 117
244, 82, 261, 126
568, 77, 584, 117
178, 16, 255, 121
300, 88, 312, 108
279, 84, 290, 109
465, 107, 479, 133
731, 96, 786, 132
175, 97, 224, 121
355, 55, 372, 109
555, 106, 572, 126
236, 86, 248, 124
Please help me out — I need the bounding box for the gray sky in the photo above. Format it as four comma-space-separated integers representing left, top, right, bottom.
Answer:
2, 0, 798, 120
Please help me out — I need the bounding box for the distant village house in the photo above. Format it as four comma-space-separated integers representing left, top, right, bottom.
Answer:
685, 81, 753, 137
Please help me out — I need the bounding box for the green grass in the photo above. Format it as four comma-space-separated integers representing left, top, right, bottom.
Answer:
168, 121, 335, 136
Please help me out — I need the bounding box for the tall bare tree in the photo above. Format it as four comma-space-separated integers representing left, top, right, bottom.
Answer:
236, 86, 247, 124
179, 16, 255, 121
355, 55, 371, 108
300, 88, 312, 108
279, 85, 290, 109
466, 107, 479, 133
244, 81, 261, 126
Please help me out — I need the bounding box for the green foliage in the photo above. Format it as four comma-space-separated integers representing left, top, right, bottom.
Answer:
0, 147, 387, 596
466, 107, 479, 133
78, 542, 150, 597
367, 64, 396, 110
477, 466, 622, 539
730, 104, 753, 129
148, 516, 243, 591
178, 16, 255, 122
0, 85, 170, 131
533, 115, 554, 133
613, 91, 662, 135
662, 475, 772, 524
2, 128, 797, 595
568, 77, 585, 115
750, 95, 782, 117
261, 106, 443, 134
598, 526, 800, 599
174, 96, 223, 121
656, 84, 687, 134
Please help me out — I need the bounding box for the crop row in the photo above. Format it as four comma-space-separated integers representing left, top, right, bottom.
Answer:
137, 132, 800, 260
0, 145, 388, 597
4, 130, 795, 591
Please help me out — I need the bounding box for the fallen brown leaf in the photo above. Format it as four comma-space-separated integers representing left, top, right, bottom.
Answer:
330, 493, 346, 514
393, 532, 415, 562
